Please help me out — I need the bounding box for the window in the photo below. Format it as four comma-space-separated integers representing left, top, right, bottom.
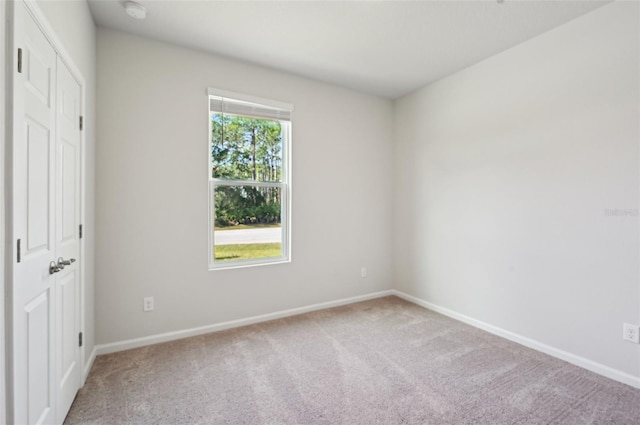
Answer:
208, 88, 292, 269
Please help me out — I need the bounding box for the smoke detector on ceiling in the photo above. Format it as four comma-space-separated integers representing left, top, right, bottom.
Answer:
125, 1, 146, 20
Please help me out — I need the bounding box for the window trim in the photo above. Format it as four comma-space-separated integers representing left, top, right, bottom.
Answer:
207, 88, 292, 270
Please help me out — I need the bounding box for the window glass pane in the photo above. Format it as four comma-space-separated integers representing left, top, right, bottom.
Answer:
213, 185, 283, 262
211, 113, 283, 182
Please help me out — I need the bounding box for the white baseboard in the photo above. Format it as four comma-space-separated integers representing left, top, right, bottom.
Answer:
96, 290, 394, 356
392, 290, 640, 389
82, 346, 97, 385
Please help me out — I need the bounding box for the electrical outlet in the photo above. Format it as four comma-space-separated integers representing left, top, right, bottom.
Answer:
361, 267, 367, 278
143, 296, 154, 312
622, 323, 639, 343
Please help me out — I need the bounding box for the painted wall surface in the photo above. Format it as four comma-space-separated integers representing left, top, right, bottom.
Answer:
394, 2, 640, 377
36, 0, 97, 368
95, 29, 394, 344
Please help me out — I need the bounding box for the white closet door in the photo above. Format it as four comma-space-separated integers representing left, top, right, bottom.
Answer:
12, 3, 83, 424
55, 55, 82, 424
12, 3, 58, 424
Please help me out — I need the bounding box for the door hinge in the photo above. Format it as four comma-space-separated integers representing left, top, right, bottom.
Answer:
79, 116, 83, 131
79, 332, 83, 347
17, 239, 21, 263
79, 224, 83, 239
17, 48, 22, 73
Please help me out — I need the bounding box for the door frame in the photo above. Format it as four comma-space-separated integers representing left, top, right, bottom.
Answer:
5, 1, 87, 423
1, 0, 7, 423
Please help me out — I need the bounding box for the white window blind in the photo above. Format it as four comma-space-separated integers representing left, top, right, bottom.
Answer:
208, 88, 292, 122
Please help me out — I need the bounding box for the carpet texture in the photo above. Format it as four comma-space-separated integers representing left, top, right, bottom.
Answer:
65, 296, 640, 424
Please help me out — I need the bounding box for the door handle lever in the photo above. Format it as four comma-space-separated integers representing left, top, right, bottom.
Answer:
50, 258, 76, 274
57, 257, 76, 267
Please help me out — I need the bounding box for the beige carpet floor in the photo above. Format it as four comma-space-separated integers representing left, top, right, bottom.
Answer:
65, 296, 640, 424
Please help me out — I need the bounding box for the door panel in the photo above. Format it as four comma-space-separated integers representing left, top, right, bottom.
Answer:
55, 55, 82, 423
24, 45, 51, 105
25, 120, 51, 254
58, 271, 77, 384
60, 143, 77, 243
25, 291, 52, 425
13, 3, 57, 424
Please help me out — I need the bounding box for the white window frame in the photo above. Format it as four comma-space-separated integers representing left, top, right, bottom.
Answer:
207, 88, 292, 270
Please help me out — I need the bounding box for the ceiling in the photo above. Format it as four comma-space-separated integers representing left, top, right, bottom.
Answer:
87, 0, 610, 99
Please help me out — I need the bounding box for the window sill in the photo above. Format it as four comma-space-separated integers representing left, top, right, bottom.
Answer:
209, 257, 291, 271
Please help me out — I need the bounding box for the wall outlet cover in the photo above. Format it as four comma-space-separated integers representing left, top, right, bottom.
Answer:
622, 323, 639, 344
143, 296, 154, 312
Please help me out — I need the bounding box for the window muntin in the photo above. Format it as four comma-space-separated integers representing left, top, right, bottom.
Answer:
208, 89, 291, 269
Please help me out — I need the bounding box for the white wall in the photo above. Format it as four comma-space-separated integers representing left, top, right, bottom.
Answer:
35, 0, 97, 372
95, 29, 394, 345
394, 1, 640, 380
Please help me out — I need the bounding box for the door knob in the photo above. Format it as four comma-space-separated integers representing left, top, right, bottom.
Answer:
49, 261, 62, 275
57, 257, 76, 267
